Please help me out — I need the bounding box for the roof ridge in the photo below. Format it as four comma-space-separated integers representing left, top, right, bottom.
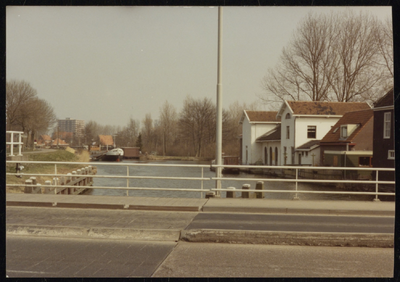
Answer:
287, 100, 368, 104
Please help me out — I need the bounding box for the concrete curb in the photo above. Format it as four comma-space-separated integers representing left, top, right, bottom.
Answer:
202, 206, 395, 216
6, 225, 181, 242
180, 229, 394, 248
6, 201, 201, 212
7, 225, 394, 248
7, 200, 394, 216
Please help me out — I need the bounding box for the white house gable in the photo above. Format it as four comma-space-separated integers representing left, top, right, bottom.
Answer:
240, 110, 280, 165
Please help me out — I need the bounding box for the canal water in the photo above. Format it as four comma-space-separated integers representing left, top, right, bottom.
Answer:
83, 160, 394, 201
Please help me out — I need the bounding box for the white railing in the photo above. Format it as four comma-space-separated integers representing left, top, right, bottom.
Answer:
5, 160, 396, 201
6, 131, 24, 156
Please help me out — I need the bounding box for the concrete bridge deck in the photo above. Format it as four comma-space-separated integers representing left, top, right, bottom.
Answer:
6, 194, 395, 248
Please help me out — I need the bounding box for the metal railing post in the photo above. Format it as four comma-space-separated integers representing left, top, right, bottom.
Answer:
10, 132, 14, 156
374, 170, 380, 202
293, 168, 300, 200
126, 166, 129, 196
201, 167, 204, 198
18, 132, 23, 156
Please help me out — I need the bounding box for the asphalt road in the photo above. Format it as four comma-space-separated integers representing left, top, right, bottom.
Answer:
6, 235, 394, 278
6, 235, 175, 277
186, 213, 395, 234
7, 207, 395, 235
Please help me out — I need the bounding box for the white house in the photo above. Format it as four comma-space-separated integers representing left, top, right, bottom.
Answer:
276, 101, 371, 166
239, 111, 280, 165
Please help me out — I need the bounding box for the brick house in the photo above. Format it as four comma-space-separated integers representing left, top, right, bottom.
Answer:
319, 109, 374, 167
372, 88, 394, 181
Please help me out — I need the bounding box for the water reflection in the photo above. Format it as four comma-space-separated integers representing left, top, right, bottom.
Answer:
83, 160, 394, 201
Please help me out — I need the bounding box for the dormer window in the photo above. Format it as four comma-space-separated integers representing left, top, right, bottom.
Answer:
340, 124, 358, 139
285, 113, 291, 119
340, 125, 348, 139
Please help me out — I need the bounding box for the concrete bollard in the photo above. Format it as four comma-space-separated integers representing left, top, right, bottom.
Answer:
226, 187, 236, 198
29, 177, 39, 194
44, 180, 52, 194
255, 181, 264, 198
241, 184, 251, 198
24, 179, 33, 193
205, 192, 216, 198
35, 183, 41, 194
30, 177, 37, 185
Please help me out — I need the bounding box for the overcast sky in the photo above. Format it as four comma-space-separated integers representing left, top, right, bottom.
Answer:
6, 6, 391, 129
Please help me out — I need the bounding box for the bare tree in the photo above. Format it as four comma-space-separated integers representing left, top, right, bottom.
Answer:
261, 11, 393, 106
84, 121, 100, 144
6, 80, 38, 131
178, 96, 216, 158
374, 16, 394, 94
261, 12, 337, 106
141, 113, 154, 153
328, 11, 384, 103
116, 118, 140, 147
6, 80, 56, 146
159, 101, 178, 156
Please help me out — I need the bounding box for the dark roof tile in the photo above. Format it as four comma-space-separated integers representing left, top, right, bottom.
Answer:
320, 109, 373, 143
246, 111, 280, 122
287, 101, 370, 115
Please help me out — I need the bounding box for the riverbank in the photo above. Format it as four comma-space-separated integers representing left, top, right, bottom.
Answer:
140, 155, 213, 162
6, 148, 91, 193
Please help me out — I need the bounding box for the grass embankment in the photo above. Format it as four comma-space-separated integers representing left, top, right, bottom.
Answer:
6, 148, 90, 194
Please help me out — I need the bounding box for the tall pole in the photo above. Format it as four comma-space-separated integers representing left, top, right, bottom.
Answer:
215, 6, 223, 195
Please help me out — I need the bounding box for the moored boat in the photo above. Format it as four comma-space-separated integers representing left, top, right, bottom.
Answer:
102, 148, 124, 162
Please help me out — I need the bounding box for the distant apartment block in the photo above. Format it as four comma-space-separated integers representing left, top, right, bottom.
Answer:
57, 118, 85, 138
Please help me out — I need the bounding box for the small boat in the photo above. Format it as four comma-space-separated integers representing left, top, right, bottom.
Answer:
102, 148, 124, 162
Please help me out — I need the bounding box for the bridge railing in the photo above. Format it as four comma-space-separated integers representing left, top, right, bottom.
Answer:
211, 164, 395, 201
6, 131, 25, 156
5, 160, 395, 201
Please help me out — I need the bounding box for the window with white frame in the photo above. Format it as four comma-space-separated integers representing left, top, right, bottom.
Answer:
286, 126, 290, 139
307, 126, 316, 138
384, 112, 391, 139
388, 150, 395, 160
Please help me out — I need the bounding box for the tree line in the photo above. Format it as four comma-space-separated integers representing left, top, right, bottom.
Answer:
84, 98, 260, 159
